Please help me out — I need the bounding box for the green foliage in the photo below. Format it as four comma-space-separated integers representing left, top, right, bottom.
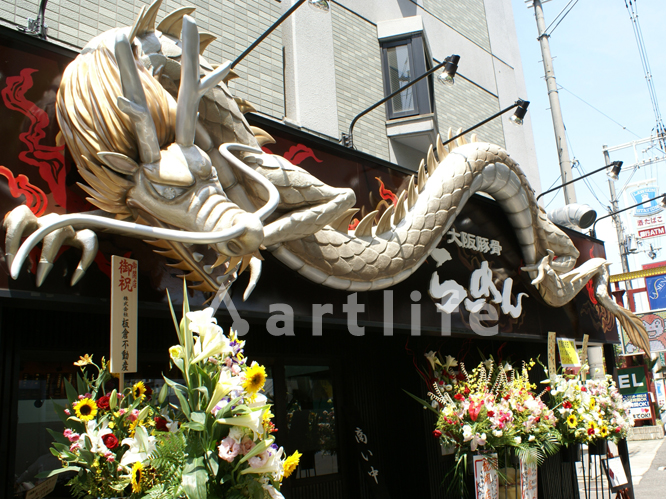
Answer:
143, 433, 186, 499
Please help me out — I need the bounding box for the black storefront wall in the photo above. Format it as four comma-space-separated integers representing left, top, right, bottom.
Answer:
0, 27, 620, 499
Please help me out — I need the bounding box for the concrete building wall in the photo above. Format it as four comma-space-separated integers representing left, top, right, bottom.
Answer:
331, 5, 389, 160
1, 0, 285, 119
434, 77, 504, 148
0, 0, 540, 188
421, 0, 491, 51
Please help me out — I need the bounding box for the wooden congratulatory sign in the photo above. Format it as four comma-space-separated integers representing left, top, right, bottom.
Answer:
110, 255, 138, 374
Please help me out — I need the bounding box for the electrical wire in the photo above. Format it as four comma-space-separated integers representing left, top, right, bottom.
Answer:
625, 0, 666, 151
545, 0, 580, 36
557, 85, 642, 138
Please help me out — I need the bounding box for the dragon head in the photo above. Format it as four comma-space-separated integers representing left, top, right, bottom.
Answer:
56, 14, 264, 259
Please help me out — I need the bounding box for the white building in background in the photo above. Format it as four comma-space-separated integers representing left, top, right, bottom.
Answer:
1, 0, 540, 186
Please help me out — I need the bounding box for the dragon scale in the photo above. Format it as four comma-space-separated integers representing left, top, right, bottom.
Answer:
272, 141, 578, 298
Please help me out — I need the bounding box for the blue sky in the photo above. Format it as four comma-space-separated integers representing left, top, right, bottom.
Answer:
511, 0, 666, 290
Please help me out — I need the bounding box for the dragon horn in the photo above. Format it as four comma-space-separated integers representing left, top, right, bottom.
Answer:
114, 33, 162, 164
128, 0, 163, 42
176, 16, 231, 146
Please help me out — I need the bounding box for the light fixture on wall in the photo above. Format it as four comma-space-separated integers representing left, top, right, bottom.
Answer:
440, 98, 530, 148
342, 54, 460, 148
607, 161, 622, 181
308, 0, 330, 11
590, 193, 666, 238
232, 0, 329, 69
437, 55, 460, 86
508, 99, 530, 126
536, 161, 622, 202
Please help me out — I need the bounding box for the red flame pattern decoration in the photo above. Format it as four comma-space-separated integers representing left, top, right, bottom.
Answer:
0, 165, 47, 216
1, 68, 67, 208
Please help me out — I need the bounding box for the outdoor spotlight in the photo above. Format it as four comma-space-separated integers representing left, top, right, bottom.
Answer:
660, 194, 666, 209
308, 0, 330, 11
648, 244, 658, 260
606, 161, 622, 181
509, 99, 530, 126
437, 54, 460, 86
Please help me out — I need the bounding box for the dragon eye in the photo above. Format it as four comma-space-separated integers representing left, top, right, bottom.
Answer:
152, 183, 188, 200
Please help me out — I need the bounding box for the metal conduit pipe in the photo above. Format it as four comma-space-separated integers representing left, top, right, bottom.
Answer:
547, 203, 598, 230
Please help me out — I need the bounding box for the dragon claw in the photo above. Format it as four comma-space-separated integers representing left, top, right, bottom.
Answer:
3, 206, 99, 286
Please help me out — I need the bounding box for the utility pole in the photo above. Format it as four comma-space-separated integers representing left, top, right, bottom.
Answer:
603, 147, 632, 280
531, 0, 577, 204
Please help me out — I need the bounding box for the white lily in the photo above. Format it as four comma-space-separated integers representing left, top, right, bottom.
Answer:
120, 426, 157, 466
443, 355, 458, 371
85, 419, 112, 454
424, 351, 441, 370
217, 407, 267, 439
191, 324, 233, 364
186, 307, 217, 333
206, 370, 241, 412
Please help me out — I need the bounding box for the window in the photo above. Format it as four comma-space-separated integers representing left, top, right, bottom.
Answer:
380, 34, 433, 120
284, 365, 338, 478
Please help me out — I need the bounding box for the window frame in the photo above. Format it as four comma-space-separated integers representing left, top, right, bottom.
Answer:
380, 34, 433, 120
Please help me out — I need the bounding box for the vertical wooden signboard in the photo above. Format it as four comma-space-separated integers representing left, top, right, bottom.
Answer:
110, 256, 138, 378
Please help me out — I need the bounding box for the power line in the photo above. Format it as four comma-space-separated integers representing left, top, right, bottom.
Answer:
558, 84, 642, 138
624, 0, 666, 150
545, 0, 580, 36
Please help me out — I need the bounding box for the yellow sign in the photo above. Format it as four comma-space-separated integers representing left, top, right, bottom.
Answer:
557, 338, 581, 368
110, 255, 138, 374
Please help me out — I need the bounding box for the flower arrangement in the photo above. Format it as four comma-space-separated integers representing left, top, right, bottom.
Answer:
546, 370, 633, 445
40, 288, 300, 499
39, 354, 179, 497
411, 352, 560, 496
421, 353, 558, 458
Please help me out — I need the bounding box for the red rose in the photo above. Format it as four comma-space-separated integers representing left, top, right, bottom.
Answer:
615, 428, 621, 433
545, 387, 551, 391
587, 428, 595, 435
487, 410, 495, 417
145, 386, 153, 400
563, 401, 572, 409
154, 416, 169, 432
581, 387, 587, 392
454, 393, 464, 401
433, 430, 442, 438
101, 433, 119, 450
463, 386, 470, 395
97, 395, 110, 410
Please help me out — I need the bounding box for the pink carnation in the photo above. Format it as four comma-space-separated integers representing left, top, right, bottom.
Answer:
218, 437, 240, 463
240, 436, 256, 455
249, 451, 269, 468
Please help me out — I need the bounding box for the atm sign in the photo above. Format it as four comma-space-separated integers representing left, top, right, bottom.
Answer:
638, 226, 665, 239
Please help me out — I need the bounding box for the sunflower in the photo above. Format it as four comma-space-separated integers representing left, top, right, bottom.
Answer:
131, 461, 143, 493
566, 414, 577, 429
589, 398, 596, 411
599, 425, 609, 438
132, 381, 147, 401
243, 364, 267, 395
74, 398, 98, 422
282, 450, 302, 479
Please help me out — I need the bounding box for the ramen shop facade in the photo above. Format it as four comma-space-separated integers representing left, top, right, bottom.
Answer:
0, 26, 620, 499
